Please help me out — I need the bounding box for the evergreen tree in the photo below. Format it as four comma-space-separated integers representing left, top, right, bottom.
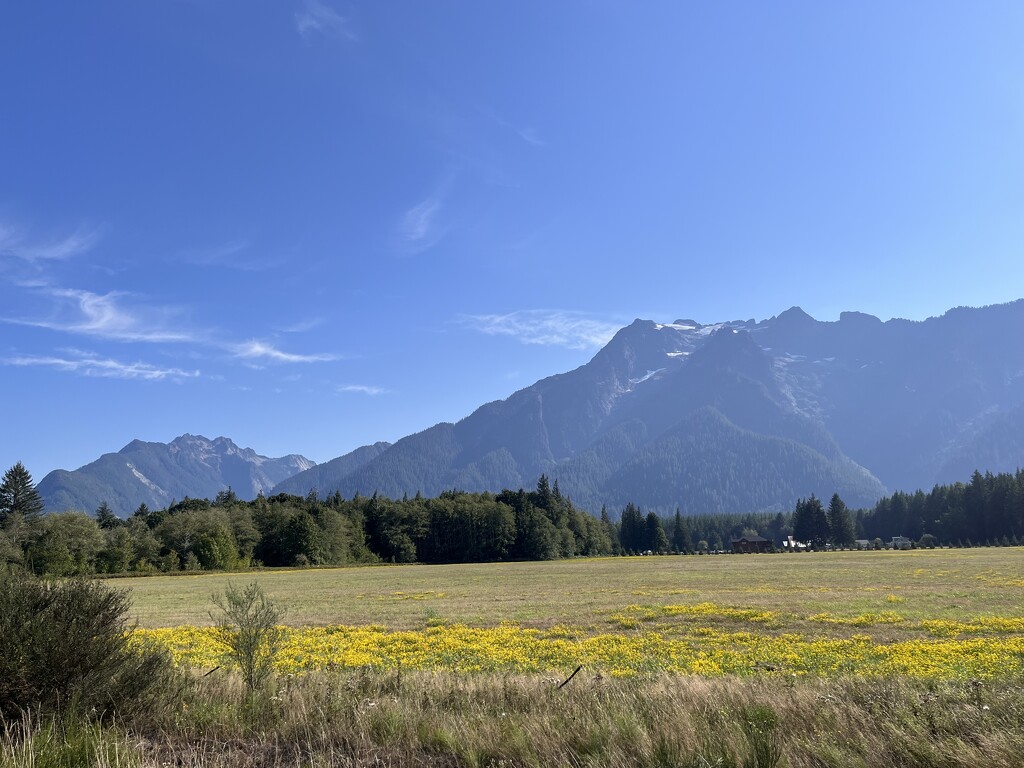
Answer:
0, 462, 44, 523
807, 495, 829, 548
765, 511, 788, 545
644, 512, 669, 553
95, 501, 121, 530
619, 502, 644, 553
132, 503, 151, 526
792, 495, 828, 548
600, 506, 621, 555
671, 508, 692, 552
535, 475, 553, 511
827, 493, 855, 547
214, 487, 239, 507
791, 497, 812, 544
0, 462, 44, 546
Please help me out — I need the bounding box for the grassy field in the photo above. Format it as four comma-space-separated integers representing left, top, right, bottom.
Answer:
111, 547, 1024, 680
10, 549, 1024, 767
112, 547, 1024, 632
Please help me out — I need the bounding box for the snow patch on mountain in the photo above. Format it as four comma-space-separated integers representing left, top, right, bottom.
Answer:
126, 462, 168, 499
628, 368, 666, 387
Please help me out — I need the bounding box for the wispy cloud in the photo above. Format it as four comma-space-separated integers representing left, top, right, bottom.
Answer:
461, 310, 622, 350
177, 239, 282, 272
0, 222, 101, 262
4, 349, 199, 381
234, 339, 338, 364
5, 288, 196, 343
337, 384, 387, 396
276, 317, 325, 333
6, 283, 341, 366
397, 174, 457, 255
296, 0, 356, 40
483, 110, 546, 148
400, 194, 443, 246
516, 127, 545, 147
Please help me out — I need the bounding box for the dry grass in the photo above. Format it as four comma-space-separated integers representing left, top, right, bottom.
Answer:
9, 669, 1021, 768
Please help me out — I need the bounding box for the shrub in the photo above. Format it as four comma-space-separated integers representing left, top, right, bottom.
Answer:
210, 581, 284, 695
0, 567, 175, 720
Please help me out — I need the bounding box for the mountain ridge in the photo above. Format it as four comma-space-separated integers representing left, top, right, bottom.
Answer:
39, 435, 316, 516
276, 299, 1024, 514
37, 299, 1024, 517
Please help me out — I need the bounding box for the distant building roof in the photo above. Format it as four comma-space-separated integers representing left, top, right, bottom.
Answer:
732, 535, 769, 543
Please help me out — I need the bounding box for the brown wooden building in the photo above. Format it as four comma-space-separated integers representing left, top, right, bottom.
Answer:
731, 535, 772, 554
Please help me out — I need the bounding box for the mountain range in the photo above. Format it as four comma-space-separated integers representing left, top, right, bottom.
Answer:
38, 434, 314, 515
39, 300, 1024, 517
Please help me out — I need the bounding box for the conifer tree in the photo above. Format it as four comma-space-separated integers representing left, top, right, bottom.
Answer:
670, 508, 695, 552
644, 511, 669, 553
792, 497, 812, 544
535, 474, 553, 511
619, 502, 644, 552
792, 495, 828, 548
600, 505, 621, 554
95, 501, 121, 530
807, 495, 829, 548
132, 503, 152, 526
827, 493, 855, 547
0, 462, 44, 545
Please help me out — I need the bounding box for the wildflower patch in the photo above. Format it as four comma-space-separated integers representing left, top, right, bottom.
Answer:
137, 620, 1024, 680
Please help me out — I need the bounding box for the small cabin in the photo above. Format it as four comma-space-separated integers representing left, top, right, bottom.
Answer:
731, 535, 772, 554
891, 536, 913, 550
854, 539, 872, 550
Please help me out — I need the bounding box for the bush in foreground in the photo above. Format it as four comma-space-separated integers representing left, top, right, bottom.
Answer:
0, 567, 176, 721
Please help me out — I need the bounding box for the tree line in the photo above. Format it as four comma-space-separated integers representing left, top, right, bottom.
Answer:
0, 464, 784, 574
3, 461, 1023, 576
0, 468, 621, 575
856, 469, 1024, 547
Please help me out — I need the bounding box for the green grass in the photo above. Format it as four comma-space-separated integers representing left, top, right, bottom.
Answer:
109, 548, 1024, 638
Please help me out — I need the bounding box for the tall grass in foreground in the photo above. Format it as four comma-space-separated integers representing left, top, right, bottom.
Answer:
0, 714, 138, 768
4, 669, 1017, 768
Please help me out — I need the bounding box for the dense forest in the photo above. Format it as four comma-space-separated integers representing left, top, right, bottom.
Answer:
2, 461, 1023, 577
858, 469, 1024, 547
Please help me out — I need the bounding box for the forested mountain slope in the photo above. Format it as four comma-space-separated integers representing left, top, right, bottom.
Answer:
280, 300, 1024, 514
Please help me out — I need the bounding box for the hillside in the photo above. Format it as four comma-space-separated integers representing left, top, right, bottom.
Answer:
40, 300, 1024, 517
276, 300, 1024, 514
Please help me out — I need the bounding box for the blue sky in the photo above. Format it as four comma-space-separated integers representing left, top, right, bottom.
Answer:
3, 2, 1024, 479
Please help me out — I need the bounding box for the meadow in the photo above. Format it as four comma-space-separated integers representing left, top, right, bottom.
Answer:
114, 547, 1024, 631
8, 549, 1024, 767
112, 548, 1024, 680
